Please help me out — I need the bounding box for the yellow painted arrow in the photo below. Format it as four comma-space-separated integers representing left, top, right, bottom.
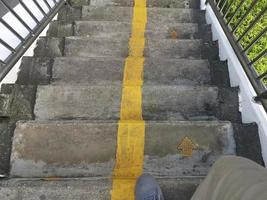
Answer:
178, 137, 198, 157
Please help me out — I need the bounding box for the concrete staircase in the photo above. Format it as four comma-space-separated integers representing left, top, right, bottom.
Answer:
0, 0, 263, 199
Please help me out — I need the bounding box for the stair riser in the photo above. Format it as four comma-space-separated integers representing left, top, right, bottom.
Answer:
51, 57, 210, 85
0, 178, 202, 200
10, 121, 235, 178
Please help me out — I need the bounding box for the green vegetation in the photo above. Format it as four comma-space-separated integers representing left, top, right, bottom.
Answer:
220, 0, 267, 83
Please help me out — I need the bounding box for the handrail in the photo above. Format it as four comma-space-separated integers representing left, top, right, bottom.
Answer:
0, 0, 66, 82
206, 0, 267, 110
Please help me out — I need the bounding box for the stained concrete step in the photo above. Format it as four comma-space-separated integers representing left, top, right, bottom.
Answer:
89, 0, 200, 8
33, 85, 237, 121
51, 57, 210, 85
0, 178, 202, 200
63, 37, 203, 59
33, 36, 218, 60
10, 120, 235, 178
57, 6, 205, 24
47, 20, 206, 39
81, 6, 205, 24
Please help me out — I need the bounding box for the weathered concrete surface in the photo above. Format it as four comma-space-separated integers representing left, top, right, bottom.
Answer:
74, 21, 199, 38
10, 121, 235, 177
10, 121, 117, 177
0, 178, 112, 200
142, 86, 218, 121
57, 6, 82, 24
48, 20, 200, 39
34, 85, 121, 120
209, 60, 230, 87
159, 178, 203, 200
0, 119, 14, 176
82, 6, 205, 24
16, 57, 53, 85
144, 121, 236, 176
0, 178, 202, 200
217, 87, 241, 123
34, 37, 64, 57
52, 57, 210, 85
69, 0, 89, 6
64, 37, 202, 59
34, 85, 219, 120
47, 21, 73, 38
233, 123, 264, 165
0, 84, 36, 120
90, 0, 200, 8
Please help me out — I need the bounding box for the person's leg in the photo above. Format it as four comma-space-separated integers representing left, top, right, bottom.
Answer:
135, 174, 165, 200
191, 156, 267, 200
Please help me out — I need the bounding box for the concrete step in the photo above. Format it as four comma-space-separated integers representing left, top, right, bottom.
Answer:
63, 37, 203, 59
47, 21, 207, 39
33, 36, 218, 60
0, 177, 202, 200
81, 6, 205, 24
89, 0, 200, 8
33, 85, 237, 121
57, 6, 205, 24
10, 120, 235, 178
17, 57, 231, 87
51, 57, 210, 85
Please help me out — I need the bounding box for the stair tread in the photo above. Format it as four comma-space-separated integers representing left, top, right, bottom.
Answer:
81, 6, 205, 23
48, 21, 205, 39
51, 56, 210, 85
48, 20, 202, 39
0, 177, 202, 200
10, 120, 235, 178
89, 0, 200, 9
63, 37, 203, 59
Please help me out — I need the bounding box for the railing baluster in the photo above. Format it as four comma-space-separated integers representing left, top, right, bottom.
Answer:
32, 0, 48, 17
0, 18, 25, 41
43, 0, 52, 9
243, 27, 267, 53
0, 38, 16, 53
217, 0, 223, 8
231, 0, 258, 33
227, 0, 247, 25
257, 70, 267, 80
0, 0, 33, 33
223, 0, 235, 18
19, 0, 41, 25
237, 6, 267, 42
219, 0, 228, 12
254, 91, 267, 102
249, 49, 267, 66
0, 59, 6, 65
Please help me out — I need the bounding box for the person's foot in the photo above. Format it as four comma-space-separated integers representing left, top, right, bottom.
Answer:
135, 174, 165, 200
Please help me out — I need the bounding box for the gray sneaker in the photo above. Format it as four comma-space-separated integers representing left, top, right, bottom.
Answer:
135, 174, 165, 200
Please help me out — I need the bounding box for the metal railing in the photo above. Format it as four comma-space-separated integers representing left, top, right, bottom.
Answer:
206, 0, 267, 109
0, 0, 66, 81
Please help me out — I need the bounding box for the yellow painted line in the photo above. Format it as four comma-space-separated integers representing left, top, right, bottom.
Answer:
111, 0, 147, 199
